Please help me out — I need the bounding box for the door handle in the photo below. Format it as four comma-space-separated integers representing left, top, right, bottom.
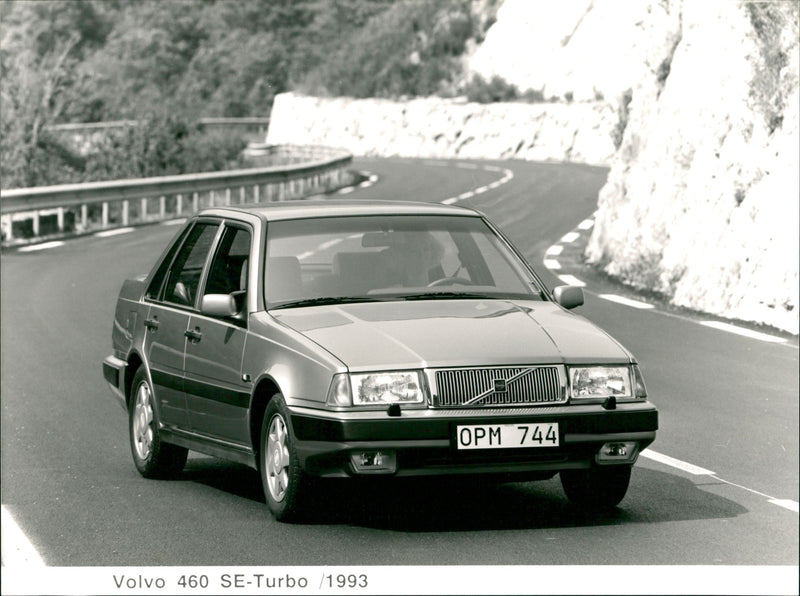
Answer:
144, 318, 159, 331
184, 329, 202, 343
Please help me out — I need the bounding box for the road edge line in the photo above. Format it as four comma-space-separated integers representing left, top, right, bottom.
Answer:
1, 505, 46, 567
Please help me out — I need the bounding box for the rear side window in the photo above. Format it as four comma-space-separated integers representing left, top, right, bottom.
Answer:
162, 222, 220, 307
145, 226, 191, 300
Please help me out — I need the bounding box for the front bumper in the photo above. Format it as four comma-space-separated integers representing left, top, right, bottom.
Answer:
102, 355, 128, 411
288, 402, 658, 478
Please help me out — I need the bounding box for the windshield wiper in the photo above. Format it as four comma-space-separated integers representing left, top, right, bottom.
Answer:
397, 291, 499, 301
270, 296, 383, 310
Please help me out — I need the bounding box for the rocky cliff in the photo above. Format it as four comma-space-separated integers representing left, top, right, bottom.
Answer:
583, 1, 798, 334
267, 0, 799, 334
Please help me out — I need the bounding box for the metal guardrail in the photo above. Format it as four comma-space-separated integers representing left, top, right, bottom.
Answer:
45, 117, 271, 133
0, 145, 351, 246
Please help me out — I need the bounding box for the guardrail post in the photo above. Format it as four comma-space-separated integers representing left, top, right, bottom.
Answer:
192, 192, 199, 212
176, 194, 183, 216
239, 187, 246, 204
254, 185, 260, 203
122, 200, 129, 226
81, 205, 88, 231
140, 198, 148, 221
2, 215, 13, 241
159, 196, 166, 219
225, 188, 231, 206
102, 202, 109, 227
57, 208, 65, 232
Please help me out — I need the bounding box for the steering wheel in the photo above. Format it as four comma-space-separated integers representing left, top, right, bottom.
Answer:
427, 276, 473, 287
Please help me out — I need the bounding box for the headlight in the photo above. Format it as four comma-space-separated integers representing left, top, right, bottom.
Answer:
326, 371, 425, 406
569, 366, 633, 400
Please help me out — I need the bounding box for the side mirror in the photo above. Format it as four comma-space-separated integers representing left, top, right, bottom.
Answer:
201, 294, 238, 318
553, 285, 584, 310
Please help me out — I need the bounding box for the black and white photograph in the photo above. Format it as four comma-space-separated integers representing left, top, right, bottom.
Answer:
1, 0, 798, 594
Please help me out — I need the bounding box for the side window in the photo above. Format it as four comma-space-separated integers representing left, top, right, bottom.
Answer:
145, 226, 190, 300
203, 225, 252, 308
163, 222, 220, 307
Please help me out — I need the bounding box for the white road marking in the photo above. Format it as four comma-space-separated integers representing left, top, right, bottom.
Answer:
17, 241, 65, 252
598, 294, 655, 309
95, 227, 134, 238
545, 245, 563, 256
358, 181, 372, 188
457, 191, 475, 200
318, 239, 342, 250
456, 162, 478, 169
560, 231, 580, 243
641, 451, 798, 513
441, 197, 458, 205
474, 185, 490, 194
577, 219, 595, 230
543, 259, 561, 270
1, 505, 45, 567
336, 186, 356, 194
557, 274, 585, 287
700, 321, 787, 344
640, 450, 714, 475
769, 499, 800, 513
162, 218, 187, 226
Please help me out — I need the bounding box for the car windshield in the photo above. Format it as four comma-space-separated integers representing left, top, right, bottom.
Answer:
265, 214, 543, 309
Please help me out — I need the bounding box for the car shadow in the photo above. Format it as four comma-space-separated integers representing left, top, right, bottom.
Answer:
180, 459, 749, 532
182, 458, 266, 504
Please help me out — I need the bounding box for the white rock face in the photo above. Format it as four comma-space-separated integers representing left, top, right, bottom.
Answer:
469, 0, 655, 102
267, 93, 617, 164
585, 0, 799, 334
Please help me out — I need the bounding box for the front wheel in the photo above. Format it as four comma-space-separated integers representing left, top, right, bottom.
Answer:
560, 465, 632, 510
260, 395, 309, 522
129, 367, 187, 479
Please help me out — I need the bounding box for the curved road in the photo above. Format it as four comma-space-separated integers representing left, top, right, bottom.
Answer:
2, 158, 797, 573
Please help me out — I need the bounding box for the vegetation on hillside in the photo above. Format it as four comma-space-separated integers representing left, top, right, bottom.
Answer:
0, 0, 503, 188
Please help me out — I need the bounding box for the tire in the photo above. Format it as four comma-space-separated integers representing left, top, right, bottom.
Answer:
259, 394, 308, 522
560, 464, 632, 510
129, 367, 188, 479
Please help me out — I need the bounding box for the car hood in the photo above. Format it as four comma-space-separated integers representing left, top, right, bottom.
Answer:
272, 299, 631, 371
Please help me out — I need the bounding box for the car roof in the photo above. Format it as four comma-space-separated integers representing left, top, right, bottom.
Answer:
197, 199, 481, 222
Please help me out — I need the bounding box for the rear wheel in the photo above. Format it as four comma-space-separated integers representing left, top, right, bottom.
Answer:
129, 367, 187, 478
260, 394, 308, 522
560, 464, 632, 510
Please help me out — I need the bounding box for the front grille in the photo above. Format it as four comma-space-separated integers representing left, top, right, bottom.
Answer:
432, 366, 565, 407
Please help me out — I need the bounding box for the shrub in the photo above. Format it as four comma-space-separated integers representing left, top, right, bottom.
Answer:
300, 0, 479, 98
462, 74, 519, 103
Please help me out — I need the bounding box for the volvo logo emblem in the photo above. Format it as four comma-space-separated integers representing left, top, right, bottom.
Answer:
493, 379, 507, 393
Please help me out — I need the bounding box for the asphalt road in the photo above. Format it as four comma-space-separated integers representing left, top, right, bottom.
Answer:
1, 157, 797, 572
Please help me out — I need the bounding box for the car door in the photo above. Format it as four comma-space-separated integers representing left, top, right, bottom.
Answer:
184, 223, 252, 445
143, 220, 221, 430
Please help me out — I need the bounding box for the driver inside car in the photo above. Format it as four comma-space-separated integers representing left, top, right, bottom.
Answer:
383, 231, 446, 287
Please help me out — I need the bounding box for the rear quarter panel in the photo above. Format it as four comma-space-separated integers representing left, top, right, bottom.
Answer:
111, 275, 148, 360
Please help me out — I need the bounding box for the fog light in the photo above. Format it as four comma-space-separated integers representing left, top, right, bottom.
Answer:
596, 442, 638, 464
350, 450, 396, 474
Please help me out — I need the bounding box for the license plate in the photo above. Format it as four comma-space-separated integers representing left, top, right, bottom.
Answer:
455, 423, 559, 450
